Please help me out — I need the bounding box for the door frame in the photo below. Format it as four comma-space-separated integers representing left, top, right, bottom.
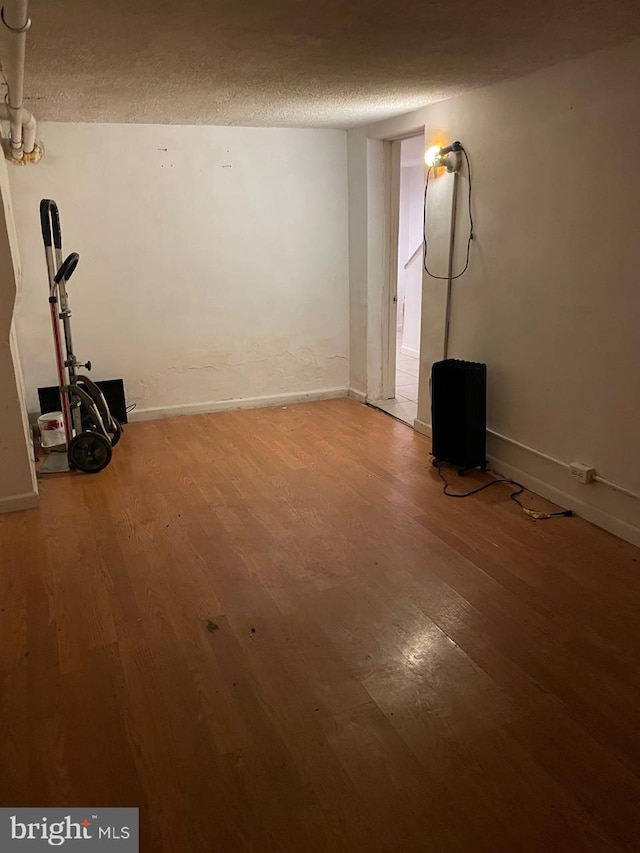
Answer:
380, 138, 401, 401
380, 131, 425, 402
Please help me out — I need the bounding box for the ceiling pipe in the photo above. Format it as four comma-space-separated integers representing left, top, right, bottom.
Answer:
1, 0, 40, 162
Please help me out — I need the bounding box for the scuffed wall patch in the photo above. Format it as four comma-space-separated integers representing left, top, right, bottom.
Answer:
134, 340, 348, 410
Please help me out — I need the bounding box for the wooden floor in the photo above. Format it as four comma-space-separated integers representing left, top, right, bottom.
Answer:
1, 399, 640, 852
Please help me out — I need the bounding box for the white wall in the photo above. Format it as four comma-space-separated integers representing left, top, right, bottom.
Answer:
10, 123, 349, 417
0, 154, 38, 512
347, 131, 368, 399
348, 39, 640, 546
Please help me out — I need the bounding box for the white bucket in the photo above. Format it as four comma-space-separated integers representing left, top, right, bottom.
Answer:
38, 412, 66, 448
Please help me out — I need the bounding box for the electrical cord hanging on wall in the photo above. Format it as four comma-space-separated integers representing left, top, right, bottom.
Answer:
434, 463, 574, 521
423, 146, 474, 280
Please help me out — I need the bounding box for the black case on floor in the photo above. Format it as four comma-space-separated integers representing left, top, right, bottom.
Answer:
431, 359, 486, 471
38, 378, 129, 425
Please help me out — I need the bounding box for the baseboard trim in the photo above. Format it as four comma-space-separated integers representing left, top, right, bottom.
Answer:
489, 454, 640, 549
413, 418, 432, 438
0, 490, 39, 514
129, 387, 349, 422
409, 420, 638, 546
348, 388, 367, 404
400, 345, 420, 359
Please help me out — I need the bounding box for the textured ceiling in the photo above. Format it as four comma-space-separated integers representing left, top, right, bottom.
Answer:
14, 0, 640, 128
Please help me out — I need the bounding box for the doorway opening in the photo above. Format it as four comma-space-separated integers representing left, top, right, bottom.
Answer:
371, 133, 424, 425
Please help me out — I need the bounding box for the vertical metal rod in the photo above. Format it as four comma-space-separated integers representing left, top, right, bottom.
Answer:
48, 290, 73, 446
443, 170, 459, 360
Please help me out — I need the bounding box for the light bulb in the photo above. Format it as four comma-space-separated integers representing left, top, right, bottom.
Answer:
425, 145, 442, 168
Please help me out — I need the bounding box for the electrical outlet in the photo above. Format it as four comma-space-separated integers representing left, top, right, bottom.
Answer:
569, 462, 595, 484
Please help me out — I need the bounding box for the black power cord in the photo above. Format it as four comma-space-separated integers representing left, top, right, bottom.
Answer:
423, 144, 474, 280
435, 463, 574, 521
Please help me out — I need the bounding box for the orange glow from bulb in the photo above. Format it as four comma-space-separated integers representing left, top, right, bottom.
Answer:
424, 132, 450, 176
425, 145, 441, 168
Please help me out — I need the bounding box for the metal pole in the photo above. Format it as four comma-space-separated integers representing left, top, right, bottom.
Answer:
443, 170, 459, 360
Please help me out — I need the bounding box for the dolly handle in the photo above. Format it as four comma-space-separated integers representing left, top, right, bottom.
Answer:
40, 199, 62, 250
54, 252, 79, 284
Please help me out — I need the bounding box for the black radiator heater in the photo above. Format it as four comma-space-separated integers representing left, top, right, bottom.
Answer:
431, 359, 487, 473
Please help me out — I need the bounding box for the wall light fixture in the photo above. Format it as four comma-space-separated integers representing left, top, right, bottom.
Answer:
425, 141, 462, 173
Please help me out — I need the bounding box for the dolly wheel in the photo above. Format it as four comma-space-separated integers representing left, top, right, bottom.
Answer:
81, 415, 122, 447
68, 431, 112, 474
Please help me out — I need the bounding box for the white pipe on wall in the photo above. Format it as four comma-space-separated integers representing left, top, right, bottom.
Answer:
21, 106, 36, 152
488, 428, 640, 501
2, 0, 37, 159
